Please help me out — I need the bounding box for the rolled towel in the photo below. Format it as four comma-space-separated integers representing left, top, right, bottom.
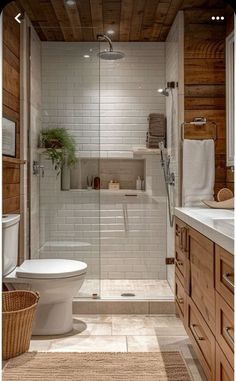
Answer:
182, 139, 215, 207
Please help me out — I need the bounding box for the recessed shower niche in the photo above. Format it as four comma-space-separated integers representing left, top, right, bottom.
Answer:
70, 159, 145, 190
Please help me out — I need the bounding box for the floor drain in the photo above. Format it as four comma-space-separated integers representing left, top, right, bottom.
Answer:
121, 292, 135, 297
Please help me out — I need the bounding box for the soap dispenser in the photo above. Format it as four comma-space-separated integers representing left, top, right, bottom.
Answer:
136, 176, 142, 190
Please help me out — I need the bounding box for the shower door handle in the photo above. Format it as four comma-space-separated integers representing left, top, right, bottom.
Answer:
122, 204, 128, 232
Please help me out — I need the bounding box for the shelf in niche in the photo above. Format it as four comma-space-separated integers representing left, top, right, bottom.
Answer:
69, 189, 146, 194
132, 146, 162, 155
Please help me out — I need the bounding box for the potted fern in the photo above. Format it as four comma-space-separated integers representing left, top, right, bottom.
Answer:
39, 128, 77, 190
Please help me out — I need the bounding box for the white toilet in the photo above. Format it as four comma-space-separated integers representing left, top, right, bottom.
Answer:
2, 214, 87, 335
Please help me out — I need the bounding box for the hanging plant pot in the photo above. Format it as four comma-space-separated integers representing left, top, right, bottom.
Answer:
38, 128, 77, 177
44, 139, 63, 149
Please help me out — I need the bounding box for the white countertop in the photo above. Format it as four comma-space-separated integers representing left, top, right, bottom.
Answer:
175, 207, 234, 254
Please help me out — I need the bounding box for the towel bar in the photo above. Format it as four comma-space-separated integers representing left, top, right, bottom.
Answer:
181, 117, 217, 141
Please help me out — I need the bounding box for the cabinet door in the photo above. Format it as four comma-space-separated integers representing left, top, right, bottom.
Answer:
215, 245, 234, 310
175, 218, 189, 290
216, 343, 234, 381
189, 227, 215, 333
175, 274, 186, 322
186, 296, 215, 381
175, 218, 188, 255
216, 292, 234, 368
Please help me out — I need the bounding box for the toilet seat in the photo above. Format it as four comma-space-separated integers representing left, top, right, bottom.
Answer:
15, 259, 87, 279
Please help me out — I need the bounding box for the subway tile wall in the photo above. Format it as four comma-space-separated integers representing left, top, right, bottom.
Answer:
41, 42, 166, 158
39, 157, 166, 281
39, 42, 167, 283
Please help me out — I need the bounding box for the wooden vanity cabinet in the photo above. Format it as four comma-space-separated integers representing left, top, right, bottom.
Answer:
216, 292, 234, 366
188, 227, 215, 333
175, 218, 190, 298
175, 219, 234, 381
215, 245, 234, 310
216, 343, 234, 381
175, 273, 186, 320
186, 296, 216, 381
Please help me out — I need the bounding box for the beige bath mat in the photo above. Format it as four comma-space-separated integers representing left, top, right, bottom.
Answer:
3, 351, 192, 380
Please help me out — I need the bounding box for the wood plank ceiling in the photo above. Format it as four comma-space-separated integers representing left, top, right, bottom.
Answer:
16, 0, 228, 42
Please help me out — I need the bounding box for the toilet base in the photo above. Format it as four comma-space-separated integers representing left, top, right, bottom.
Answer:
32, 300, 73, 335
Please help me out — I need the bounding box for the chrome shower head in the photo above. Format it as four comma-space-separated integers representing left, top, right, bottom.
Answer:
97, 34, 125, 60
98, 50, 125, 60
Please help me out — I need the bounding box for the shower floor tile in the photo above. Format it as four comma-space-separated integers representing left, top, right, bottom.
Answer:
77, 279, 173, 300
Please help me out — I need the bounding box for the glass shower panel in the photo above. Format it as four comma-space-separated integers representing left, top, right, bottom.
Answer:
38, 38, 101, 299
98, 42, 170, 300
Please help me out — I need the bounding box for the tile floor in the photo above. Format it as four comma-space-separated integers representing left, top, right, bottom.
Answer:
30, 314, 206, 381
78, 279, 174, 300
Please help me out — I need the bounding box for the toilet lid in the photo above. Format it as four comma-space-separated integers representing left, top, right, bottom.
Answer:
16, 259, 87, 279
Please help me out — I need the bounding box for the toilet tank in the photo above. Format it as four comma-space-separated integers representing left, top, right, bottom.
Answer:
2, 214, 20, 276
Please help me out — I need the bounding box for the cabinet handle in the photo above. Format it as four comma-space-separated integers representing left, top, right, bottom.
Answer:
183, 227, 189, 253
222, 273, 234, 289
190, 324, 204, 341
175, 259, 183, 267
223, 327, 234, 346
176, 296, 184, 304
176, 227, 180, 236
180, 227, 185, 249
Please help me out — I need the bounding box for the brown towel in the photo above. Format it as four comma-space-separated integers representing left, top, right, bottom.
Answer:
146, 132, 165, 149
148, 113, 165, 137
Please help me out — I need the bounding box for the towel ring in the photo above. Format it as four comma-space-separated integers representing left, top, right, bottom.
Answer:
181, 117, 217, 141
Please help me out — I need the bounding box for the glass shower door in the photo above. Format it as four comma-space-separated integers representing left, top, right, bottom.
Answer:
28, 26, 101, 298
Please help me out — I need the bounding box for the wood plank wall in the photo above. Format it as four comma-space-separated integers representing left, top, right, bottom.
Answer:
184, 8, 227, 196
225, 8, 234, 193
3, 2, 21, 214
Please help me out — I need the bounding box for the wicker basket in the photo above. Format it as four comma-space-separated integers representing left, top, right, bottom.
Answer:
2, 290, 40, 360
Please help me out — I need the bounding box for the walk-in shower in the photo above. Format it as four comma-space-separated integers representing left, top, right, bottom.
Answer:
26, 24, 176, 302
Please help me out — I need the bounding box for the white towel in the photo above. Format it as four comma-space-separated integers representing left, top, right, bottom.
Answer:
182, 139, 215, 207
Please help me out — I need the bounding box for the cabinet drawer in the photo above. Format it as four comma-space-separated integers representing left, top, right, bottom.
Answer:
216, 245, 234, 310
175, 274, 186, 321
216, 343, 234, 381
175, 218, 188, 256
186, 297, 215, 381
216, 292, 234, 368
189, 227, 215, 333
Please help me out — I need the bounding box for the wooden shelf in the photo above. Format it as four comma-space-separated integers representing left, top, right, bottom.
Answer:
3, 156, 26, 164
